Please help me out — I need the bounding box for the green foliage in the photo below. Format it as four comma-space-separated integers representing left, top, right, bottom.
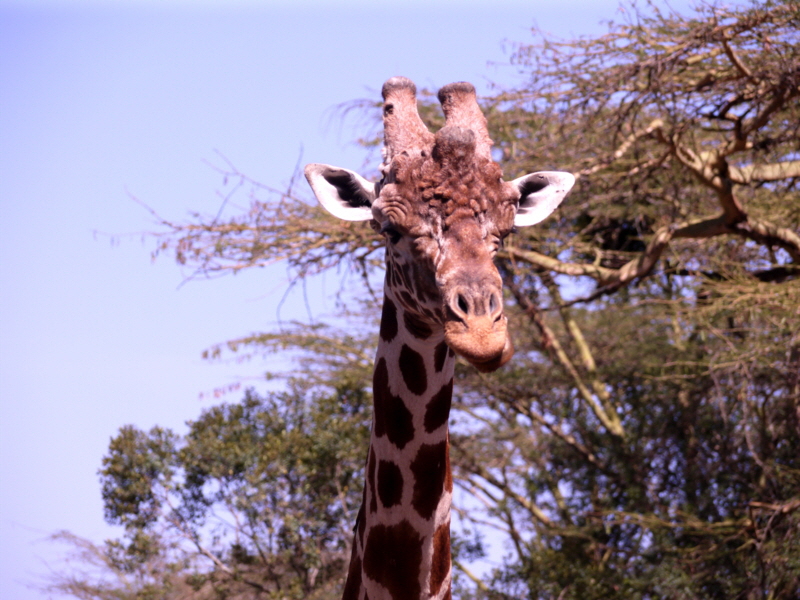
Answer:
51, 378, 371, 600
101, 426, 178, 530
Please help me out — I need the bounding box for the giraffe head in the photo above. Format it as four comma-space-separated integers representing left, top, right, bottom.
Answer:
306, 77, 574, 372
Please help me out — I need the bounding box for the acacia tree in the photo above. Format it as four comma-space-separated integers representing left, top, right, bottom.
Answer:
52, 1, 799, 599
452, 2, 800, 597
449, 2, 800, 598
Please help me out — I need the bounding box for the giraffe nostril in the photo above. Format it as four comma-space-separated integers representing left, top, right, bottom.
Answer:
489, 293, 498, 314
457, 294, 469, 315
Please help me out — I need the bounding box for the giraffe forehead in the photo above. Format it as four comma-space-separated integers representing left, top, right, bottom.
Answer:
378, 154, 516, 234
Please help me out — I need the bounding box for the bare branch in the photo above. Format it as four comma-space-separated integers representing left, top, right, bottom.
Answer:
502, 247, 614, 281
511, 210, 799, 308
721, 38, 753, 80
452, 559, 489, 593
507, 398, 608, 473
732, 217, 800, 263
507, 280, 626, 438
729, 160, 800, 184
454, 446, 552, 527
578, 118, 664, 178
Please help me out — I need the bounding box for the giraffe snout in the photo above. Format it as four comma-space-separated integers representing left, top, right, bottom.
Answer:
447, 286, 503, 322
443, 284, 513, 372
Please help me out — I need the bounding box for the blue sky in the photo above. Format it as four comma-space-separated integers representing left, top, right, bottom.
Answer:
0, 1, 693, 597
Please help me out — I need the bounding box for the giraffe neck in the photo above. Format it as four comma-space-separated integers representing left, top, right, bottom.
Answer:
343, 285, 456, 600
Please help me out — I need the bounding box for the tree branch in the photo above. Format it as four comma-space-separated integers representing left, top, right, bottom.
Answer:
502, 247, 614, 281
510, 211, 799, 307
507, 397, 608, 474
507, 281, 626, 438
742, 82, 800, 139
456, 455, 552, 526
578, 118, 664, 178
721, 38, 753, 80
452, 559, 489, 593
732, 217, 800, 263
542, 274, 620, 419
729, 160, 800, 184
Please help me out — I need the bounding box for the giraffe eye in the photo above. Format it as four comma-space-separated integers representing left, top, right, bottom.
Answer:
492, 235, 504, 252
380, 224, 402, 244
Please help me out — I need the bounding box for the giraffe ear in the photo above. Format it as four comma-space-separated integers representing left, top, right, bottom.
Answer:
510, 171, 575, 227
304, 163, 376, 221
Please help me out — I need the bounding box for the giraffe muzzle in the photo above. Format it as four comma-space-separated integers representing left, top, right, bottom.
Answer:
443, 287, 514, 372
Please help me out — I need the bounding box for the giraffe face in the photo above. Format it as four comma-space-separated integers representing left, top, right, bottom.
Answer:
304, 77, 575, 373
370, 126, 519, 371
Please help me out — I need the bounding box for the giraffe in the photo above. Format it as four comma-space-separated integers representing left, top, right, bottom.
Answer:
304, 77, 574, 600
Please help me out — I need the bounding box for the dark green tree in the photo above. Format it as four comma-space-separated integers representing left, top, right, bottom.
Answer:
46, 369, 372, 600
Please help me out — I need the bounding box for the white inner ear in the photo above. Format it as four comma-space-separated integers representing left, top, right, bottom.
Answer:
511, 171, 575, 228
304, 163, 375, 222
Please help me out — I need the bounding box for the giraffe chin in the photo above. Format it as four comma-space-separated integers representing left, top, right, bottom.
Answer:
444, 321, 515, 373
469, 334, 515, 373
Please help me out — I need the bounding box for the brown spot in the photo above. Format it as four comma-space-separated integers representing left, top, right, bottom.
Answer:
424, 379, 452, 433
409, 264, 429, 302
358, 495, 366, 545
377, 460, 404, 508
385, 396, 415, 450
363, 521, 422, 600
380, 297, 398, 343
430, 521, 451, 596
341, 549, 362, 600
354, 486, 366, 536
391, 263, 403, 288
373, 358, 389, 438
434, 341, 449, 373
445, 443, 453, 493
401, 262, 413, 288
412, 262, 439, 302
368, 447, 377, 514
400, 290, 416, 311
410, 441, 448, 520
399, 344, 427, 395
374, 358, 416, 448
403, 311, 433, 340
